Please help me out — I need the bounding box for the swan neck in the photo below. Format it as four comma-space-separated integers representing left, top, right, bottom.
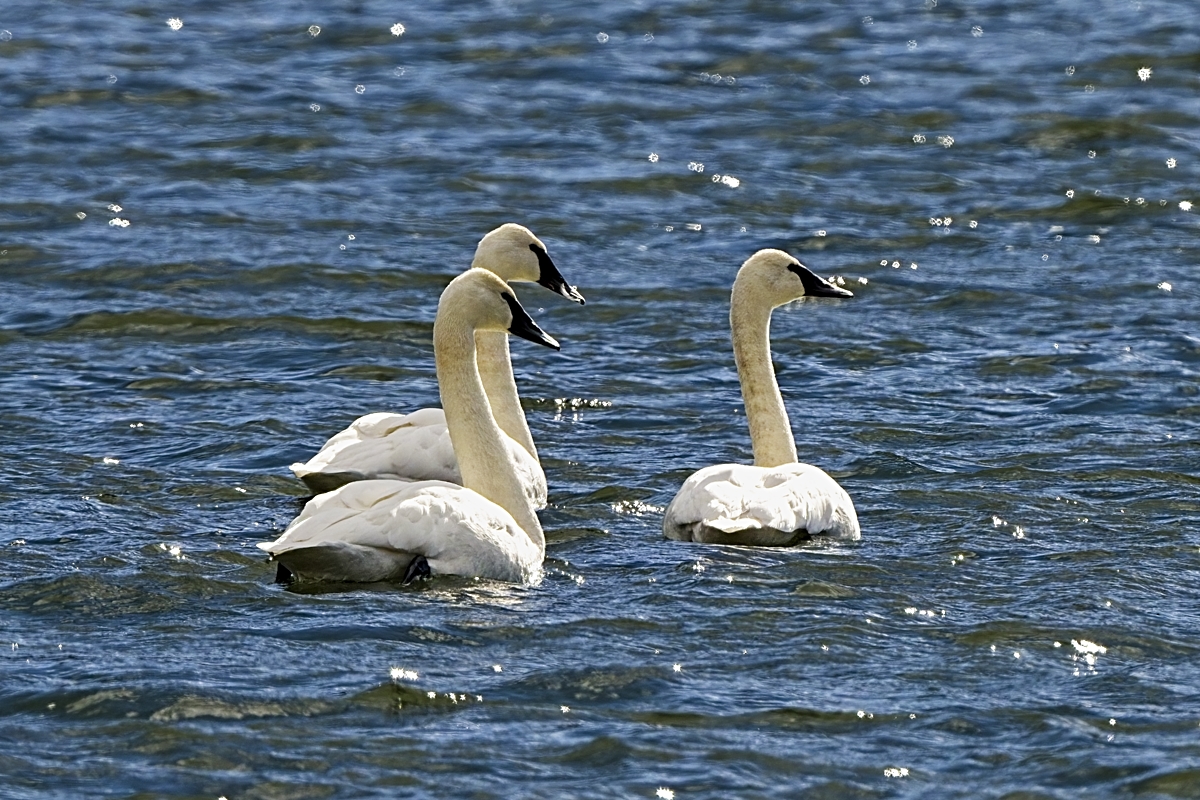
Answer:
476, 331, 538, 462
434, 319, 545, 555
730, 285, 798, 467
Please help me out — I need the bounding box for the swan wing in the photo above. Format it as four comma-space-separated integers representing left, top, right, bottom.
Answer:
290, 409, 459, 490
259, 479, 542, 584
289, 409, 547, 507
663, 462, 859, 545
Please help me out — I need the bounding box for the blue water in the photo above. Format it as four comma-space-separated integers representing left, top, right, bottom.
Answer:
3, 1, 1199, 797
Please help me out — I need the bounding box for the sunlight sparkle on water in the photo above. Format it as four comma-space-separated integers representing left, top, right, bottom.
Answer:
76, 212, 86, 220
390, 23, 406, 36
389, 667, 418, 682
912, 133, 927, 143
884, 767, 910, 778
108, 218, 130, 228
1065, 65, 1075, 75
1137, 66, 1152, 81
971, 26, 983, 37
656, 789, 675, 800
860, 75, 871, 85
937, 135, 954, 148
648, 153, 659, 162
688, 161, 704, 173
611, 499, 663, 516
308, 25, 320, 37
0, 30, 11, 42
1166, 158, 1177, 168
1066, 190, 1075, 198
166, 18, 182, 31
1180, 201, 1193, 211
596, 32, 609, 43
309, 104, 320, 112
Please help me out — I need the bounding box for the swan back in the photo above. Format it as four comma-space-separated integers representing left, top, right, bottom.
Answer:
471, 223, 584, 304
260, 479, 543, 584
663, 462, 860, 544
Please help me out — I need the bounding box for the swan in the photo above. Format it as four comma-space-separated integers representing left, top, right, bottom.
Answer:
259, 268, 559, 584
662, 249, 861, 546
289, 224, 584, 507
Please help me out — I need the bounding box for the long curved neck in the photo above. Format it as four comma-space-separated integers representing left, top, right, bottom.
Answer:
475, 331, 538, 462
730, 283, 798, 467
434, 318, 545, 555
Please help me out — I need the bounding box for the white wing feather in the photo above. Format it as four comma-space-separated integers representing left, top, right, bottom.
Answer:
259, 479, 542, 584
290, 409, 547, 508
663, 462, 860, 544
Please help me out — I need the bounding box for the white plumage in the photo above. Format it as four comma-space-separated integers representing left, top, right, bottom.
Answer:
663, 249, 860, 546
289, 223, 583, 506
261, 268, 561, 584
258, 479, 541, 584
289, 408, 544, 507
663, 463, 858, 545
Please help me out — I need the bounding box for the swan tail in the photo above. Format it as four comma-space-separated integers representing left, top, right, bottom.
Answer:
268, 542, 422, 584
290, 466, 366, 494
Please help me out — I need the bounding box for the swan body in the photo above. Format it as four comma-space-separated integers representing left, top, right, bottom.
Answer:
289, 408, 542, 505
258, 479, 541, 584
663, 249, 860, 545
261, 268, 560, 584
289, 223, 584, 505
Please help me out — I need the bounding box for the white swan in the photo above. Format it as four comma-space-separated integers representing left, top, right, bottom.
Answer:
259, 268, 559, 584
662, 249, 861, 545
289, 224, 584, 507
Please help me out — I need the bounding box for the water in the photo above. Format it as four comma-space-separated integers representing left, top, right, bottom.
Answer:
3, 0, 1199, 796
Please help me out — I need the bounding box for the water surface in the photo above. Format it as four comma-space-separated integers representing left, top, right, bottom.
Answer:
2, 1, 1199, 797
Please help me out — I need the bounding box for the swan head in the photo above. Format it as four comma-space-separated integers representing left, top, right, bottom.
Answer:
736, 249, 854, 308
439, 268, 561, 351
471, 223, 586, 305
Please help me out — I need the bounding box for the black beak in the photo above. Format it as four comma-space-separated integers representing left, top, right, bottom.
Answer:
529, 244, 586, 305
501, 291, 561, 350
788, 262, 854, 298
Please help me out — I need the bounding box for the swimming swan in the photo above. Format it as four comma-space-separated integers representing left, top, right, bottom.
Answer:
259, 268, 560, 584
289, 224, 584, 507
662, 249, 860, 545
